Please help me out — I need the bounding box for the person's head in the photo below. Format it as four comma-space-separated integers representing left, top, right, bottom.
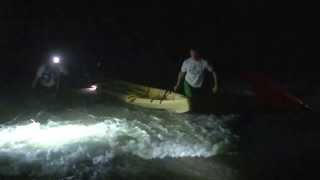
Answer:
190, 49, 201, 60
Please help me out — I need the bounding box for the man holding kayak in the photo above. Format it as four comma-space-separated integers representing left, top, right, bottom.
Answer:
174, 49, 218, 98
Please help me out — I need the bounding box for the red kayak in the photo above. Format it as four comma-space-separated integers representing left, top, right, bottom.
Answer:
241, 73, 310, 111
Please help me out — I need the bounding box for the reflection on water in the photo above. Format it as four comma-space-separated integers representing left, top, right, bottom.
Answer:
0, 94, 239, 179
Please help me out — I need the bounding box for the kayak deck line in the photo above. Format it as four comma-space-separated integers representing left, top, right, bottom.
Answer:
97, 79, 190, 113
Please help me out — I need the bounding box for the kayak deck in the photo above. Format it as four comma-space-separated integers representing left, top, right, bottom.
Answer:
98, 80, 190, 113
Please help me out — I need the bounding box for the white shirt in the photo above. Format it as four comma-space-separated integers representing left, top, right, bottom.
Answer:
181, 58, 213, 88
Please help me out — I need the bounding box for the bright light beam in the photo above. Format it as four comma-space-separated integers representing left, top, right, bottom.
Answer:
0, 121, 111, 148
88, 85, 98, 92
0, 117, 226, 159
52, 56, 61, 64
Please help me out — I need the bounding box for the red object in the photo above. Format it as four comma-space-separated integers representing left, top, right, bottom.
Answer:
241, 73, 306, 111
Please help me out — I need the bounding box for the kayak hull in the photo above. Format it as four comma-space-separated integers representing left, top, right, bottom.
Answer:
98, 79, 190, 113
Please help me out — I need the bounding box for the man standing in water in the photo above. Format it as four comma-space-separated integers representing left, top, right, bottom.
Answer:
174, 49, 218, 98
32, 56, 68, 96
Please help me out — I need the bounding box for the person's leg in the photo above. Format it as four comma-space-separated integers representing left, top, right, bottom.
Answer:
184, 81, 206, 112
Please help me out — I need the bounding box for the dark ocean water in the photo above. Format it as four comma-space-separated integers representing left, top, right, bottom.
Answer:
1, 80, 318, 180
0, 84, 240, 180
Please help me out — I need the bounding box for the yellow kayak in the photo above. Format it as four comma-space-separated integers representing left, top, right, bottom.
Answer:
98, 79, 190, 113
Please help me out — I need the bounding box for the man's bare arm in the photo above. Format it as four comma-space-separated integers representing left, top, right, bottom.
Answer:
174, 72, 186, 91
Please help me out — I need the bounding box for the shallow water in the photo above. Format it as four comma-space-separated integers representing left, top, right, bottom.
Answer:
0, 91, 239, 180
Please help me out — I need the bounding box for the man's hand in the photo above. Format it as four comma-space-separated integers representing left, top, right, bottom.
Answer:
211, 71, 218, 95
174, 72, 186, 92
212, 85, 218, 94
174, 84, 180, 92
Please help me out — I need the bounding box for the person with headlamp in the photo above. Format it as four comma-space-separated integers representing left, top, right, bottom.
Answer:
32, 55, 68, 96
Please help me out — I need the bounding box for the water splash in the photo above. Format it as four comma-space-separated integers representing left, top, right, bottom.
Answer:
0, 108, 237, 178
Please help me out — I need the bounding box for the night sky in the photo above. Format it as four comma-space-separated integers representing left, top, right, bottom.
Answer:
0, 1, 317, 86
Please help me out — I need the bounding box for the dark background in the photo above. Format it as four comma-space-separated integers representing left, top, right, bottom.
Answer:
0, 0, 317, 89
1, 1, 319, 180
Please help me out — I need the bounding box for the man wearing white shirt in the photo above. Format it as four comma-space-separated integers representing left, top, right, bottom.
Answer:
174, 49, 218, 98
